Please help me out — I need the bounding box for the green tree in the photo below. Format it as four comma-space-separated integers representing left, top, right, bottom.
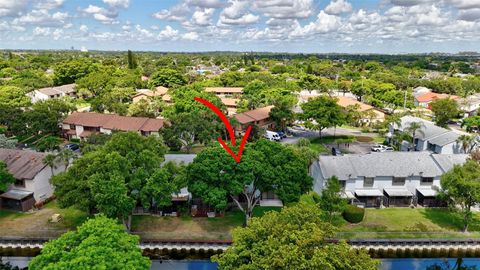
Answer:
0, 161, 14, 192
57, 148, 76, 170
300, 96, 347, 138
35, 136, 62, 152
457, 134, 477, 154
405, 121, 425, 151
212, 203, 379, 270
149, 68, 187, 88
53, 58, 97, 85
0, 86, 30, 108
29, 215, 150, 270
52, 132, 169, 230
431, 98, 460, 127
43, 154, 59, 177
127, 50, 138, 69
319, 176, 347, 222
440, 160, 480, 232
0, 134, 17, 149
462, 116, 480, 132
187, 140, 312, 225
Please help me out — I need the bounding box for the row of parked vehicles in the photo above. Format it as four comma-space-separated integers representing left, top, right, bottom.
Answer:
371, 144, 394, 152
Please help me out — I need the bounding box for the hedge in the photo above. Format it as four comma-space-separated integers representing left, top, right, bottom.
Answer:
342, 205, 365, 223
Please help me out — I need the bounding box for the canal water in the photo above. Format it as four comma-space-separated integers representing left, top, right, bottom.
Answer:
3, 257, 480, 269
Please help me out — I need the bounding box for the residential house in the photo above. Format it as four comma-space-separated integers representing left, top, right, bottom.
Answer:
336, 96, 385, 123
205, 87, 243, 98
221, 97, 240, 115
132, 86, 168, 103
28, 84, 77, 103
234, 106, 275, 135
414, 92, 459, 109
388, 116, 464, 154
457, 93, 480, 117
0, 149, 64, 211
310, 152, 467, 208
62, 112, 165, 139
413, 86, 432, 97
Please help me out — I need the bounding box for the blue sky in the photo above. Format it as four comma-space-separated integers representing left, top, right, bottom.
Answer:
0, 0, 479, 53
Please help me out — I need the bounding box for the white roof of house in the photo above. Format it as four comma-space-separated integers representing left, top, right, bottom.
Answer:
341, 191, 356, 199
317, 152, 468, 181
355, 189, 383, 197
416, 187, 439, 197
384, 188, 413, 197
394, 116, 460, 146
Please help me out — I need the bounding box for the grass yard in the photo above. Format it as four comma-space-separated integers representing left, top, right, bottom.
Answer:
0, 201, 89, 238
338, 208, 480, 239
131, 206, 281, 240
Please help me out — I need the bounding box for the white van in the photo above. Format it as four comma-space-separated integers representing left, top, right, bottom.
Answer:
264, 130, 281, 141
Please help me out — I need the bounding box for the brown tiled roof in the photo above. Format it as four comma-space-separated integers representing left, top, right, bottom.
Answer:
0, 149, 48, 180
133, 87, 168, 99
234, 105, 274, 125
336, 96, 374, 112
205, 87, 243, 94
63, 112, 165, 133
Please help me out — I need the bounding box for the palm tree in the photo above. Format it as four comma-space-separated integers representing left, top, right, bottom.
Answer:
43, 154, 58, 177
456, 134, 476, 153
57, 149, 76, 170
405, 121, 425, 151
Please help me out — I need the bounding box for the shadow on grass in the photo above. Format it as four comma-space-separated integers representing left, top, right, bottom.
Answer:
422, 208, 480, 232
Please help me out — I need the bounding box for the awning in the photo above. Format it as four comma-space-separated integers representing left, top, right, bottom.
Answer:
384, 188, 413, 197
340, 191, 356, 199
416, 187, 438, 197
0, 189, 33, 200
355, 189, 383, 197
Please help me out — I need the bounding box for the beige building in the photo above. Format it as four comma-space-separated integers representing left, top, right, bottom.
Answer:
132, 86, 168, 103
234, 106, 275, 135
336, 96, 385, 124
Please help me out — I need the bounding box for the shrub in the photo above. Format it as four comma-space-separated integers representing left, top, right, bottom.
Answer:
342, 205, 365, 223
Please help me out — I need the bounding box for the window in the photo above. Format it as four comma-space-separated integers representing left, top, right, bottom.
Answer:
421, 177, 434, 185
364, 177, 374, 187
393, 177, 406, 186
14, 179, 25, 188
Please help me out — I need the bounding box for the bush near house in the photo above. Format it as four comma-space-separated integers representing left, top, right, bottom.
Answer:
343, 205, 365, 223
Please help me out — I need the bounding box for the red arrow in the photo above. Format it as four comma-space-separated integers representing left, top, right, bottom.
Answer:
194, 97, 251, 163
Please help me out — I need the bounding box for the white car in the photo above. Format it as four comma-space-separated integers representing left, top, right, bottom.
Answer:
371, 144, 387, 152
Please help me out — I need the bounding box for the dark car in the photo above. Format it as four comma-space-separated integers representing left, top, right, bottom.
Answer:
64, 143, 80, 151
331, 147, 342, 156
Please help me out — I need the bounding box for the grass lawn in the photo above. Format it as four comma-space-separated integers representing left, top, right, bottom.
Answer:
338, 208, 480, 239
131, 206, 281, 240
0, 201, 88, 238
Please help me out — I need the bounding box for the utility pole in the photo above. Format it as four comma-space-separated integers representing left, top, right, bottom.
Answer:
404, 90, 407, 109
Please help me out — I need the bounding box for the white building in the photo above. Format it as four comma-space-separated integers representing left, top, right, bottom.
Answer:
310, 152, 467, 207
389, 116, 465, 154
0, 149, 64, 211
27, 84, 77, 103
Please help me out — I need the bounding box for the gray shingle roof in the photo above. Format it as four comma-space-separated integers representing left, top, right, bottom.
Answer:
396, 116, 450, 140
317, 152, 468, 180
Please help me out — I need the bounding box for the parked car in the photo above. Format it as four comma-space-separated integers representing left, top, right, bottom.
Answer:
276, 131, 287, 138
371, 144, 386, 152
264, 130, 281, 142
331, 147, 342, 156
64, 143, 80, 151
382, 146, 394, 152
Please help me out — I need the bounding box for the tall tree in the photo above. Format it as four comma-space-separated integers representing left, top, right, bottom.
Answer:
187, 140, 312, 225
318, 176, 347, 222
457, 134, 477, 154
405, 121, 425, 151
127, 50, 138, 69
149, 68, 187, 88
42, 154, 59, 177
29, 215, 150, 270
431, 98, 460, 128
300, 96, 347, 138
440, 160, 480, 232
0, 161, 14, 192
212, 203, 379, 270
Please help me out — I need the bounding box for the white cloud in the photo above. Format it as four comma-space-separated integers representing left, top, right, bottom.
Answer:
103, 0, 130, 9
79, 24, 89, 32
290, 11, 341, 37
254, 0, 314, 19
183, 31, 200, 40
0, 0, 28, 17
12, 10, 69, 26
191, 8, 215, 26
458, 8, 480, 21
158, 25, 179, 40
390, 0, 433, 7
33, 26, 50, 36
187, 0, 226, 8
34, 0, 64, 10
325, 0, 353, 15
218, 0, 259, 25
153, 3, 190, 21
81, 5, 118, 24
448, 0, 480, 9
